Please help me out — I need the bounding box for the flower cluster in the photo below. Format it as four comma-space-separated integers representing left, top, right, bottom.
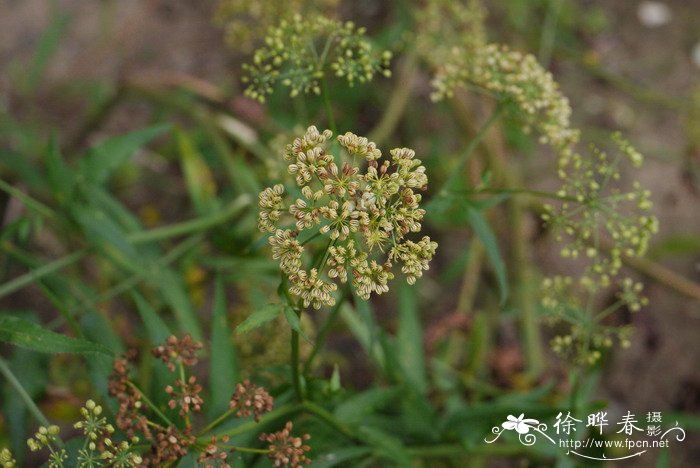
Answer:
541, 276, 635, 365
417, 0, 579, 157
26, 425, 66, 467
260, 421, 312, 467
0, 449, 15, 468
166, 375, 204, 416
242, 15, 392, 102
24, 402, 142, 468
229, 379, 275, 421
214, 0, 338, 53
542, 134, 658, 288
198, 435, 231, 467
152, 334, 203, 371
109, 336, 201, 465
259, 126, 437, 308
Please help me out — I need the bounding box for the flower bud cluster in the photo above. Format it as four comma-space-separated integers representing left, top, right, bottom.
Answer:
542, 276, 636, 365
242, 15, 391, 102
214, 0, 338, 53
542, 134, 658, 288
259, 126, 437, 308
0, 448, 15, 468
417, 1, 579, 157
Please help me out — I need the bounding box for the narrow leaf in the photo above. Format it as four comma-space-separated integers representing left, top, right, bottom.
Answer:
465, 205, 508, 304
235, 304, 283, 334
177, 129, 220, 215
0, 315, 111, 355
209, 276, 239, 416
158, 269, 203, 341
132, 292, 172, 344
396, 282, 427, 394
81, 124, 170, 185
45, 134, 75, 204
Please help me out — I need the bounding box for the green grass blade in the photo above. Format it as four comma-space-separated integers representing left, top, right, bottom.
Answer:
465, 205, 508, 304
80, 124, 170, 185
396, 282, 427, 394
0, 315, 112, 355
209, 275, 239, 416
132, 291, 172, 344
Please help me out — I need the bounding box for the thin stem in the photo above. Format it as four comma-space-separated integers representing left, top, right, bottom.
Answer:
179, 363, 190, 429
302, 401, 356, 441
0, 356, 64, 447
219, 446, 270, 454
538, 0, 562, 67
452, 187, 580, 203
0, 179, 59, 221
290, 319, 303, 402
368, 49, 418, 145
201, 403, 301, 442
302, 288, 347, 375
126, 195, 250, 244
0, 249, 87, 300
127, 381, 176, 428
321, 77, 337, 135
594, 300, 624, 323
198, 407, 236, 437
438, 104, 505, 197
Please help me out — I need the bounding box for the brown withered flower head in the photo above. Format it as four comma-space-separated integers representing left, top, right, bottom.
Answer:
146, 426, 195, 466
152, 334, 203, 372
107, 350, 150, 438
260, 421, 311, 467
166, 375, 204, 416
198, 435, 231, 468
229, 380, 274, 422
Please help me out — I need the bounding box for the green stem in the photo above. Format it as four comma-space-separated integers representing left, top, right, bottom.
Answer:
438, 104, 505, 197
0, 249, 87, 300
302, 401, 356, 441
198, 407, 237, 437
0, 179, 59, 221
126, 381, 175, 428
321, 77, 337, 135
451, 187, 580, 203
539, 0, 562, 67
291, 316, 303, 402
220, 446, 270, 454
201, 403, 301, 442
368, 49, 418, 145
302, 289, 347, 375
0, 356, 63, 446
126, 195, 250, 244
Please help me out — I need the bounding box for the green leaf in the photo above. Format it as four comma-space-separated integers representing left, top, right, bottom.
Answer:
465, 205, 508, 304
0, 148, 45, 189
313, 447, 373, 468
235, 303, 284, 334
396, 282, 427, 394
0, 315, 112, 355
132, 291, 172, 344
81, 124, 170, 185
71, 203, 141, 270
45, 134, 75, 204
334, 386, 401, 425
177, 129, 220, 215
356, 426, 410, 466
158, 269, 203, 341
209, 276, 239, 416
283, 306, 310, 341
